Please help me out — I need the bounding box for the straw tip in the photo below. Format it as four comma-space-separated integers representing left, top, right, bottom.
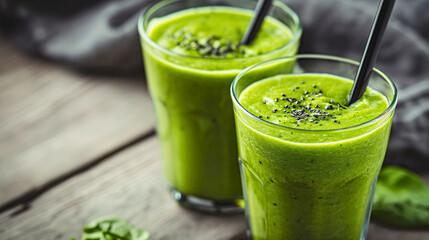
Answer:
240, 0, 273, 45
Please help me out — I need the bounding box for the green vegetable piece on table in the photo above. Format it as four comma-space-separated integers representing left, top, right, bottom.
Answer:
74, 216, 150, 240
372, 166, 429, 228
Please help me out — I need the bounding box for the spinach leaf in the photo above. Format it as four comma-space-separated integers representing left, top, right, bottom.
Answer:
372, 166, 429, 228
73, 216, 150, 240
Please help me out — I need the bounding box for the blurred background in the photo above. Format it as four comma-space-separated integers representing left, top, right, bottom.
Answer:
0, 0, 428, 239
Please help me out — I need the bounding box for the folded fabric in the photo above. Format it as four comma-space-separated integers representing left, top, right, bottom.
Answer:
372, 166, 429, 228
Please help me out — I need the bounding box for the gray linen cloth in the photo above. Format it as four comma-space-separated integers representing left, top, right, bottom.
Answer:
1, 0, 428, 170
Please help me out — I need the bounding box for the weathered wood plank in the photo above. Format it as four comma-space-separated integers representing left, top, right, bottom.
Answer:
1, 40, 427, 240
0, 134, 427, 239
0, 40, 155, 209
0, 137, 247, 240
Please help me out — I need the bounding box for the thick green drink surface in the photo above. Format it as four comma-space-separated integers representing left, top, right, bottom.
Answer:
148, 7, 292, 59
142, 7, 298, 201
236, 74, 393, 239
239, 74, 388, 130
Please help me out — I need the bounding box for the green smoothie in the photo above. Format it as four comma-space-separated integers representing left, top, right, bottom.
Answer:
235, 74, 394, 239
140, 3, 301, 204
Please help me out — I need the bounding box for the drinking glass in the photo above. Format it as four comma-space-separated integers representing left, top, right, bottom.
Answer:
231, 55, 398, 239
138, 0, 301, 213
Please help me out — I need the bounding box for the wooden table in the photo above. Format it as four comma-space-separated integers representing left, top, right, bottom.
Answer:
0, 40, 428, 240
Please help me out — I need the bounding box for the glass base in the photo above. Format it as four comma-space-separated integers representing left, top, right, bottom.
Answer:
169, 187, 244, 214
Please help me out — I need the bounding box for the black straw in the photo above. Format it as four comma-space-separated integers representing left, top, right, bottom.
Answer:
348, 0, 396, 106
241, 0, 273, 45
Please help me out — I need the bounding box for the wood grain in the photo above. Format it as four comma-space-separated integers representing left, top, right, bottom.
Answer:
0, 135, 427, 240
0, 40, 155, 209
0, 137, 247, 240
1, 40, 428, 240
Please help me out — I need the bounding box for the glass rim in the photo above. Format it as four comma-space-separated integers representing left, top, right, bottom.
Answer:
230, 54, 398, 133
137, 0, 302, 62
